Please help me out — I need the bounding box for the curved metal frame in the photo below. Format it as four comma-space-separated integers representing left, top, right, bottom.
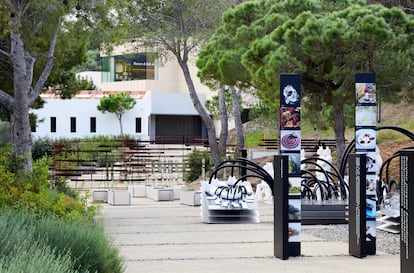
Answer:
208, 157, 274, 193
206, 126, 413, 203
340, 126, 414, 177
301, 157, 348, 200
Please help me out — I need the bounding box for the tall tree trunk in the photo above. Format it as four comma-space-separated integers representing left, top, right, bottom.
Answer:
10, 25, 33, 171
218, 85, 228, 159
230, 86, 244, 149
2, 7, 58, 172
10, 99, 32, 171
177, 58, 221, 167
332, 99, 345, 167
118, 114, 124, 136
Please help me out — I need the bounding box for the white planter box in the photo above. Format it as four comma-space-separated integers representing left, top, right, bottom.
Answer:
128, 185, 148, 197
108, 190, 131, 206
92, 189, 108, 203
172, 186, 186, 200
180, 190, 201, 206
146, 187, 174, 201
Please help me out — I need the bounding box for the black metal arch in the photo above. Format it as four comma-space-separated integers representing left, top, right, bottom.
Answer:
340, 126, 414, 177
208, 155, 349, 201
208, 157, 275, 194
301, 157, 348, 200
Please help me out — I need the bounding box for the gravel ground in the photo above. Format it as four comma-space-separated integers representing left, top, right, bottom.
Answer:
303, 223, 400, 255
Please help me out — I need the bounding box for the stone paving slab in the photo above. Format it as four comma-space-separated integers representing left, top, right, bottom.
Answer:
101, 198, 399, 273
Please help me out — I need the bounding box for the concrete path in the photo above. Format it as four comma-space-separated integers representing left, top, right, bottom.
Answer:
101, 198, 399, 273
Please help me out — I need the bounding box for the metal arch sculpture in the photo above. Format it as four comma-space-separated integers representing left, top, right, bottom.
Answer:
339, 126, 414, 177
208, 157, 275, 194
377, 146, 414, 202
301, 157, 349, 200
207, 155, 348, 202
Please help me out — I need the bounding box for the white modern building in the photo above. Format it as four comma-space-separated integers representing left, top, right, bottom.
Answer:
32, 44, 213, 143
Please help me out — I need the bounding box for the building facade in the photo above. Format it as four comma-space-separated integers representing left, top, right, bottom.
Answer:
32, 44, 211, 143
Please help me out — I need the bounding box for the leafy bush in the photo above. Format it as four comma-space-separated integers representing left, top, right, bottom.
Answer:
32, 137, 53, 160
35, 216, 124, 273
0, 121, 10, 148
50, 136, 121, 170
0, 241, 76, 273
0, 147, 96, 220
0, 208, 124, 273
186, 148, 212, 182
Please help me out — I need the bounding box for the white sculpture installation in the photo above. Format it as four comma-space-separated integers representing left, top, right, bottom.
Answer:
300, 148, 306, 170
255, 162, 273, 204
313, 146, 333, 200
367, 145, 382, 177
315, 146, 332, 182
316, 146, 332, 173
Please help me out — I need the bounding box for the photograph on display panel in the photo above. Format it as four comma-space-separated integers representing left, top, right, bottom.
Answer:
366, 220, 377, 242
366, 150, 381, 173
281, 152, 301, 175
355, 128, 377, 150
288, 199, 301, 221
366, 174, 377, 195
280, 107, 301, 129
288, 222, 301, 242
280, 130, 301, 151
288, 177, 301, 195
281, 84, 301, 106
356, 82, 376, 105
356, 106, 377, 126
366, 197, 377, 219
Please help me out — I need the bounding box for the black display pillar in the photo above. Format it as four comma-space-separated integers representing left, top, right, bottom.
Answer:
277, 74, 301, 259
400, 151, 414, 272
349, 153, 367, 258
274, 155, 289, 260
354, 73, 377, 256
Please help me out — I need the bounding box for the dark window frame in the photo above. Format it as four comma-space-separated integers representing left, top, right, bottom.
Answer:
90, 117, 96, 133
70, 117, 76, 133
50, 117, 56, 133
135, 117, 142, 133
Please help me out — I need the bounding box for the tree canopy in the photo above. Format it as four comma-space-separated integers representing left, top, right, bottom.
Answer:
97, 92, 137, 136
0, 0, 132, 170
200, 0, 414, 163
125, 0, 245, 166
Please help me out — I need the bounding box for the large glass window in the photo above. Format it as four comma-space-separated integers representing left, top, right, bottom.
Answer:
101, 53, 157, 82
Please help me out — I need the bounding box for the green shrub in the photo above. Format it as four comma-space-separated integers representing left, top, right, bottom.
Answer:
0, 121, 10, 148
0, 208, 124, 273
0, 210, 76, 273
0, 148, 96, 220
186, 148, 212, 182
32, 137, 53, 160
50, 136, 121, 170
35, 217, 124, 273
0, 241, 76, 273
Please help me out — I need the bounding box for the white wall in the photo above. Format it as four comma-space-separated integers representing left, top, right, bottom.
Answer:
32, 97, 150, 140
150, 92, 205, 115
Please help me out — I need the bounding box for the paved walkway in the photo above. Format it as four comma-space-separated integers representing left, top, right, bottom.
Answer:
101, 198, 399, 273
